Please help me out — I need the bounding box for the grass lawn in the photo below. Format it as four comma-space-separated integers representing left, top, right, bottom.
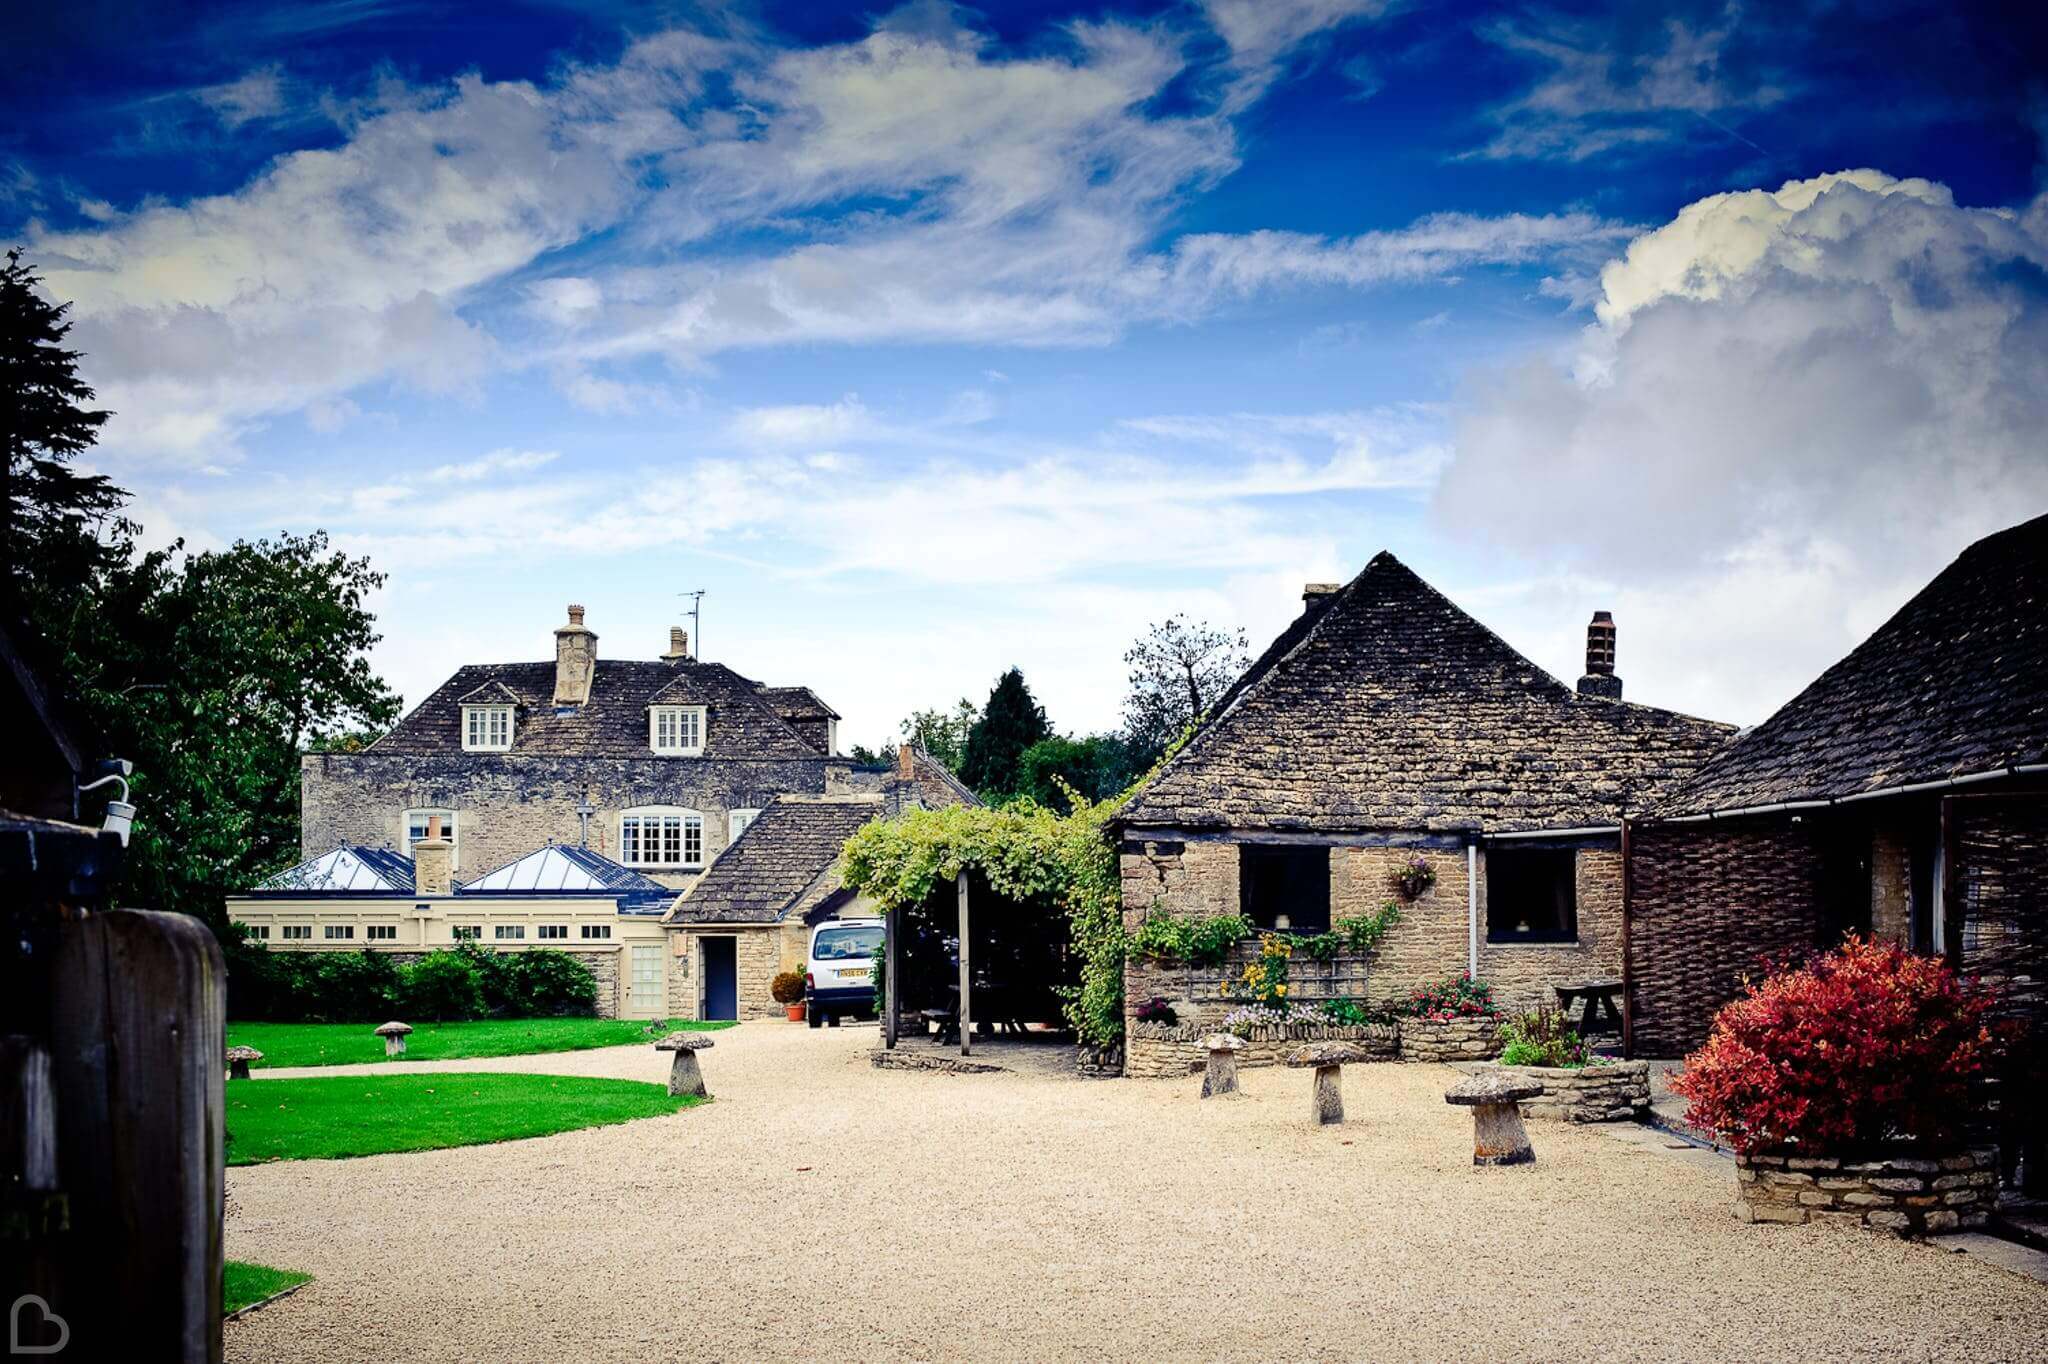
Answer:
226, 1073, 699, 1164
224, 1260, 312, 1315
225, 1016, 732, 1068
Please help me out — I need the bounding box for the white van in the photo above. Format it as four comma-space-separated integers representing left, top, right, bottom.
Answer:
805, 917, 883, 1027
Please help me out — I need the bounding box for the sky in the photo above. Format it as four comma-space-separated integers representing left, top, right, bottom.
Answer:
5, 0, 2047, 748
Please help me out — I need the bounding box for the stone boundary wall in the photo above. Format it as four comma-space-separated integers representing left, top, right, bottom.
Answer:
1398, 1016, 1502, 1064
1734, 1147, 1997, 1234
1493, 1060, 1649, 1122
1125, 1020, 1397, 1079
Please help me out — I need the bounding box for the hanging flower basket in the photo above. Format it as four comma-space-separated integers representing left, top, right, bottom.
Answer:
1392, 853, 1437, 901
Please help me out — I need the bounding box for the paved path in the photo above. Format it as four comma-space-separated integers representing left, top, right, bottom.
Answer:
226, 1021, 2048, 1362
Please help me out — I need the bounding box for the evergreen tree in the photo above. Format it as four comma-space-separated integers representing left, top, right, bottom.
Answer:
0, 251, 123, 612
959, 667, 1051, 797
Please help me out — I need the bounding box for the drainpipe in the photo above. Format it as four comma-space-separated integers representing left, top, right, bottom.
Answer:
1466, 842, 1479, 978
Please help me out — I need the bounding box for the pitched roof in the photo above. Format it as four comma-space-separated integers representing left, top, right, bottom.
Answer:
756, 685, 841, 721
1659, 512, 2048, 816
666, 796, 883, 924
459, 844, 669, 894
1119, 553, 1734, 835
370, 659, 825, 759
256, 846, 416, 892
454, 679, 522, 706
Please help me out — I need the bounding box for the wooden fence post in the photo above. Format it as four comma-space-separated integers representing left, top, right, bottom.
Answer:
957, 871, 971, 1058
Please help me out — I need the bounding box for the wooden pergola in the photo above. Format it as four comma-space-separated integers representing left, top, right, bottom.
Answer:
882, 870, 976, 1055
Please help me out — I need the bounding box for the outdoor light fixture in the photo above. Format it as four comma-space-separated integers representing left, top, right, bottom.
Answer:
78, 759, 136, 848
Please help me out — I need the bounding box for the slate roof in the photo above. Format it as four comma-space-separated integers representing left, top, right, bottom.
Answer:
256, 846, 416, 892
460, 844, 669, 894
756, 685, 841, 721
1659, 512, 2048, 816
665, 796, 883, 924
1118, 553, 1735, 836
370, 659, 826, 759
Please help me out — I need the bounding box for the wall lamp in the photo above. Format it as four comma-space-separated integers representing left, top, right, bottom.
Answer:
78, 759, 137, 848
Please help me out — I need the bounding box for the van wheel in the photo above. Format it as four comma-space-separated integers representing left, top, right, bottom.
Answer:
807, 1011, 822, 1029
826, 1014, 840, 1028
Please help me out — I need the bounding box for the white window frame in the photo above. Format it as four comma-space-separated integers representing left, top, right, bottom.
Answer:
537, 924, 568, 940
324, 924, 355, 940
451, 925, 482, 941
403, 808, 460, 870
462, 704, 514, 753
244, 924, 271, 940
649, 705, 706, 756
281, 924, 312, 941
728, 808, 762, 844
619, 806, 705, 868
580, 924, 612, 940
366, 924, 398, 941
495, 924, 527, 941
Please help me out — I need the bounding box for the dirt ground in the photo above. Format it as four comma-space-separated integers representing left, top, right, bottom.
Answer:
225, 1020, 2048, 1363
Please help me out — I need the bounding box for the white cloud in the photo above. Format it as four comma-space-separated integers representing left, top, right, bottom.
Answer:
425, 449, 560, 483
193, 66, 288, 128
1439, 169, 2048, 722
1200, 0, 1393, 112
725, 396, 876, 449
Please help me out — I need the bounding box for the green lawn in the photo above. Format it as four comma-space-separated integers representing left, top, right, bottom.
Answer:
225, 1016, 732, 1068
226, 1073, 699, 1164
224, 1260, 311, 1315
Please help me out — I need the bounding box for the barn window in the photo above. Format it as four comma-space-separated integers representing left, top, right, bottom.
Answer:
1486, 848, 1578, 943
1238, 845, 1331, 933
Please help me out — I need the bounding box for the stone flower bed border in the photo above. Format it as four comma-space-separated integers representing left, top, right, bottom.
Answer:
1124, 1021, 1396, 1079
1396, 1015, 1503, 1064
1735, 1147, 1997, 1235
1490, 1060, 1649, 1123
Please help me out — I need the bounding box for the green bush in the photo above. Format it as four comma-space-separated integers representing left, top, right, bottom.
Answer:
1497, 1006, 1588, 1067
1127, 912, 1253, 966
505, 949, 600, 1016
303, 952, 402, 1022
400, 952, 484, 1020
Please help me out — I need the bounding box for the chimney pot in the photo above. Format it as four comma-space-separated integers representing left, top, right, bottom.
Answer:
553, 604, 598, 705
662, 626, 690, 662
1577, 611, 1622, 700
1303, 582, 1341, 607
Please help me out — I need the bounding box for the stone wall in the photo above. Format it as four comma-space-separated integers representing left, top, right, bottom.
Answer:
1398, 1015, 1502, 1064
1734, 1147, 1997, 1235
1869, 825, 1912, 946
1626, 820, 1826, 1057
1476, 849, 1624, 1012
1119, 838, 1241, 927
1494, 1060, 1649, 1122
302, 751, 829, 889
1333, 847, 1467, 1008
1125, 1020, 1397, 1079
663, 923, 808, 1021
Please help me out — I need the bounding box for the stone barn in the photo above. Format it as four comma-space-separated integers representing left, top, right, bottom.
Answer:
1111, 552, 1731, 1076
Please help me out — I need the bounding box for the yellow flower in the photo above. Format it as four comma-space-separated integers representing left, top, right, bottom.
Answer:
1277, 985, 1288, 996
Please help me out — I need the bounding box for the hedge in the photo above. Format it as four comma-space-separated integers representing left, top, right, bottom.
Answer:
225, 940, 599, 1022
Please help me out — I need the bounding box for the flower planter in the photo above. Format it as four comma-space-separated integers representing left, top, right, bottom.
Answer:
1734, 1145, 1998, 1235
1397, 1015, 1502, 1064
787, 1004, 806, 1022
1123, 1020, 1397, 1079
1490, 1060, 1649, 1122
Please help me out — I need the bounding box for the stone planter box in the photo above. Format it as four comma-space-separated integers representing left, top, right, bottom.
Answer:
1125, 1021, 1397, 1079
1734, 1146, 1998, 1235
1492, 1060, 1649, 1123
1399, 1015, 1502, 1064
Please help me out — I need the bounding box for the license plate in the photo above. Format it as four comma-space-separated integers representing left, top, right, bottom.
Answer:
839, 968, 869, 981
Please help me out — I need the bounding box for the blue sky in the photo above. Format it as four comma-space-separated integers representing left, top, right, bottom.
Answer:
6, 0, 2047, 745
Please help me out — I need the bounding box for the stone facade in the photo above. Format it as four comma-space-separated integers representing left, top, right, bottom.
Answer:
664, 921, 808, 1021
1492, 1060, 1649, 1122
1398, 1015, 1502, 1064
1733, 1147, 1997, 1235
302, 751, 831, 890
1868, 824, 1912, 945
1124, 1020, 1397, 1079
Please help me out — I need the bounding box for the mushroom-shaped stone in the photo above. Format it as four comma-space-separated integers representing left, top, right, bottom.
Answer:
1198, 1033, 1249, 1099
655, 1031, 715, 1098
1286, 1042, 1375, 1126
373, 1021, 413, 1058
1445, 1071, 1545, 1166
225, 1045, 262, 1080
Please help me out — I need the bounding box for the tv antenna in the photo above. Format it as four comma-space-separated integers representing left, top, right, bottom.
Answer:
680, 590, 705, 658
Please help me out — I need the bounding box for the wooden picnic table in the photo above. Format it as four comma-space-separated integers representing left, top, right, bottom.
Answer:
1553, 979, 1623, 1037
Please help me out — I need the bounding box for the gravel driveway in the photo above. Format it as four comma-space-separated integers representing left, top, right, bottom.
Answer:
225, 1021, 2048, 1362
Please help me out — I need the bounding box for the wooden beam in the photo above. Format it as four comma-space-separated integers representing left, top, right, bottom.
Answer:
957, 870, 971, 1058
883, 904, 899, 1050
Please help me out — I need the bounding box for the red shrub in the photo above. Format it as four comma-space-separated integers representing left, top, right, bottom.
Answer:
1672, 936, 2003, 1156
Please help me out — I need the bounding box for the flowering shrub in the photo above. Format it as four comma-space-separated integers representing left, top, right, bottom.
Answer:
1671, 937, 2004, 1156
1498, 1006, 1589, 1067
1133, 996, 1178, 1025
1392, 853, 1437, 901
1299, 901, 1405, 961
1398, 973, 1498, 1021
1232, 934, 1293, 1007
1220, 1003, 1305, 1035
1319, 998, 1395, 1027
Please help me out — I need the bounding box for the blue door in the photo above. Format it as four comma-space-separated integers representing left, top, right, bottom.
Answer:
702, 937, 738, 1021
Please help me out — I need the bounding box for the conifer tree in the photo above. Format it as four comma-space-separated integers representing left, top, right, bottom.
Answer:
959, 667, 1052, 797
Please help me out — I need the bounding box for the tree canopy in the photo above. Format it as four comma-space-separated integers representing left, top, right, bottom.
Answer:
1121, 613, 1250, 765
958, 667, 1050, 797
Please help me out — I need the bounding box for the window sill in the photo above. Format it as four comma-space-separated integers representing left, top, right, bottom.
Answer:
461, 745, 512, 754
650, 749, 706, 758
1485, 934, 1581, 947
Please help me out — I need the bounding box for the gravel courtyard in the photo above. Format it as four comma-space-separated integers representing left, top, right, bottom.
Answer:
226, 1022, 2048, 1363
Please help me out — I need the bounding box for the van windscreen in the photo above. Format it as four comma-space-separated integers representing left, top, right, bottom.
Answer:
814, 925, 883, 960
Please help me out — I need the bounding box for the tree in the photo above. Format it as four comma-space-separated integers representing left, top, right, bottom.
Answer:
1121, 614, 1250, 764
0, 251, 123, 612
1016, 734, 1142, 810
899, 697, 980, 771
55, 532, 401, 926
959, 668, 1051, 798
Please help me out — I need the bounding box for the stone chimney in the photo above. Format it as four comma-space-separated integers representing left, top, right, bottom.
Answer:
1576, 611, 1622, 700
1303, 582, 1341, 607
661, 626, 691, 662
898, 743, 916, 782
413, 815, 454, 897
553, 604, 598, 705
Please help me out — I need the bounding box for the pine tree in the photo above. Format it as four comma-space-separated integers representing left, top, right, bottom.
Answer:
959, 667, 1052, 797
0, 250, 123, 611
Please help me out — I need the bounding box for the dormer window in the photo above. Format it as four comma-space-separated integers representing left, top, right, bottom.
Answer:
463, 704, 513, 752
650, 705, 705, 756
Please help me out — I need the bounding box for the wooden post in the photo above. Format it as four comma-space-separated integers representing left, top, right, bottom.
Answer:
957, 869, 971, 1057
883, 905, 899, 1050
